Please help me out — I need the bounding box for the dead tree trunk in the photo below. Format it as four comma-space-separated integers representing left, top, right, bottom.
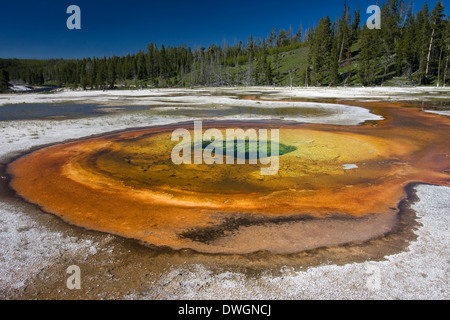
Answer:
437, 49, 442, 87
426, 26, 436, 76
339, 34, 346, 62
444, 46, 449, 87
289, 70, 293, 90
305, 69, 309, 87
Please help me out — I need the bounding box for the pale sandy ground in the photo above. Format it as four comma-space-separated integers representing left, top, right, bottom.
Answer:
0, 87, 448, 300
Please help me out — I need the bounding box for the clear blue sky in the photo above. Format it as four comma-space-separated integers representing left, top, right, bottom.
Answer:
0, 0, 447, 59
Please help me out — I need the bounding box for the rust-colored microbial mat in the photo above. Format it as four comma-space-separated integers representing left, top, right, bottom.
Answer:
7, 102, 450, 254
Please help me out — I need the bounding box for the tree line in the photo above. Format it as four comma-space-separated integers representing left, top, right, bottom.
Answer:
1, 28, 305, 90
0, 0, 448, 92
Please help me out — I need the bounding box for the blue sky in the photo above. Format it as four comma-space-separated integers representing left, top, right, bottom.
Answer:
0, 0, 447, 59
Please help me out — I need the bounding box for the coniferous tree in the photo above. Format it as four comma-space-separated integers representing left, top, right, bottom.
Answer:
295, 24, 303, 43
136, 50, 147, 81
277, 29, 289, 47
338, 1, 351, 62
304, 26, 314, 43
380, 0, 401, 82
443, 18, 450, 86
426, 0, 446, 78
247, 35, 255, 86
416, 2, 432, 84
358, 24, 380, 86
288, 25, 294, 44
351, 5, 361, 43
107, 58, 117, 89
397, 13, 418, 78
265, 60, 274, 85
330, 29, 340, 86
0, 69, 10, 92
309, 16, 333, 85
268, 28, 277, 48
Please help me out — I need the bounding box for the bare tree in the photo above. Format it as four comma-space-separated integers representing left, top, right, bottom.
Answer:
288, 70, 294, 90
437, 49, 443, 87
426, 27, 435, 76
444, 46, 449, 87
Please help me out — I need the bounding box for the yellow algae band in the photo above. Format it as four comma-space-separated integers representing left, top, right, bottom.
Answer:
7, 103, 450, 254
